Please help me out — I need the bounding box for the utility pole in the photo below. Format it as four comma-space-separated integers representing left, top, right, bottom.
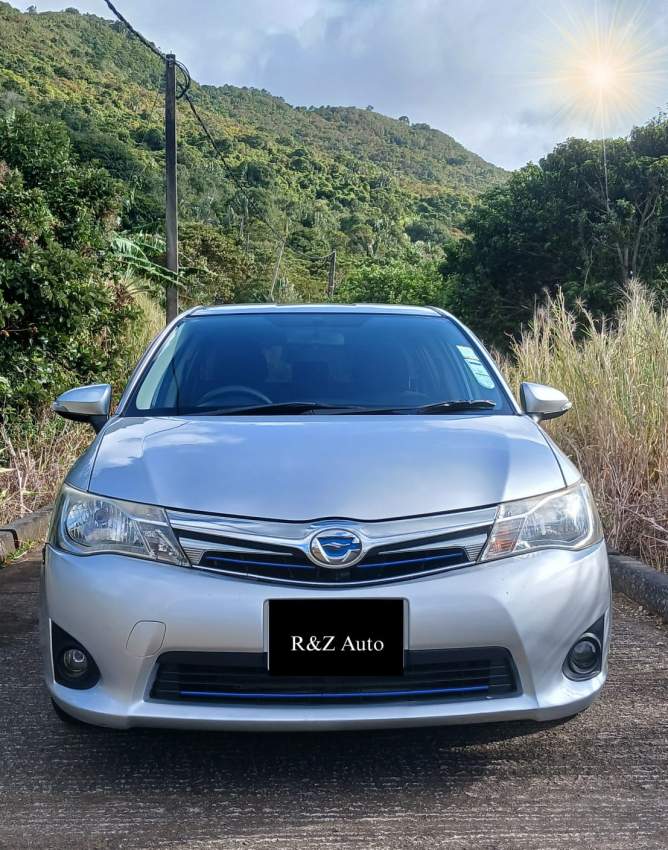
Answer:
165, 53, 178, 323
327, 249, 337, 297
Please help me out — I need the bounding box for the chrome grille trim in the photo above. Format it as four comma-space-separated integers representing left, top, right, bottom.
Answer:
375, 533, 487, 563
179, 537, 292, 566
168, 506, 496, 583
167, 506, 496, 546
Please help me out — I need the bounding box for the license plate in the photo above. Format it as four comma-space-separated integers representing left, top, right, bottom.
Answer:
268, 599, 404, 676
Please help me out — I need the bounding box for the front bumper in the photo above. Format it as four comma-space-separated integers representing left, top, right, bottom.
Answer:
40, 541, 611, 730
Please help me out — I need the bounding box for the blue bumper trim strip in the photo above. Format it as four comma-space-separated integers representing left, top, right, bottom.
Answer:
179, 684, 490, 700
205, 550, 464, 572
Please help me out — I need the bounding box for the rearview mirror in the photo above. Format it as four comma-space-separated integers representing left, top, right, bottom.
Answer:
52, 384, 112, 433
520, 382, 571, 422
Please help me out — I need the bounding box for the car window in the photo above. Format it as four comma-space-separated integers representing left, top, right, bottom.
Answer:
126, 313, 513, 415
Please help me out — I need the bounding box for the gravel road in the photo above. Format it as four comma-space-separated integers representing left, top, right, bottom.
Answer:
0, 551, 666, 850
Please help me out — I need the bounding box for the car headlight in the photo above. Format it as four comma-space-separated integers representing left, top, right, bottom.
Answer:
54, 485, 187, 566
480, 481, 602, 562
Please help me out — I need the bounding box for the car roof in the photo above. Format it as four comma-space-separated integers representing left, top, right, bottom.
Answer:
188, 303, 450, 318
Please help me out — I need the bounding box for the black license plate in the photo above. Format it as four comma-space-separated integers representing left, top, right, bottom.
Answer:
268, 599, 404, 676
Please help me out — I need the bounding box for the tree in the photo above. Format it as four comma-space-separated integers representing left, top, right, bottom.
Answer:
441, 118, 668, 346
178, 221, 262, 306
0, 113, 135, 410
335, 258, 445, 306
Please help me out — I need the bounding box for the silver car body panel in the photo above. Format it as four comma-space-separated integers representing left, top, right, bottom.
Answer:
81, 414, 566, 520
42, 540, 611, 730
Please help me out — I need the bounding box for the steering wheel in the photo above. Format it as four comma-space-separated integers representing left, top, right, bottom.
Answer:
198, 386, 272, 407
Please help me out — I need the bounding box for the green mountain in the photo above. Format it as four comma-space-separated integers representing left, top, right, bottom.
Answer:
0, 1, 506, 300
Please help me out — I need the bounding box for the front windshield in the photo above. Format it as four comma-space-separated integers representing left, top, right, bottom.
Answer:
127, 312, 513, 415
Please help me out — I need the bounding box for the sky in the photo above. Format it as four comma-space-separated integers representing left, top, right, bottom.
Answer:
9, 0, 668, 169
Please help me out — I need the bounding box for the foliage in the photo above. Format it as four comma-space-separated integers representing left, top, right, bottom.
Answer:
0, 111, 136, 410
117, 291, 164, 375
335, 258, 444, 306
504, 283, 667, 572
111, 232, 178, 294
178, 221, 265, 307
442, 126, 668, 346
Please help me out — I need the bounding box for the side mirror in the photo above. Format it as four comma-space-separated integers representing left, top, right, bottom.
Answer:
520, 382, 572, 422
52, 384, 112, 433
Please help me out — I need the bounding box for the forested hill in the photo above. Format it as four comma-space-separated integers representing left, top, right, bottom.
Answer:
0, 2, 505, 300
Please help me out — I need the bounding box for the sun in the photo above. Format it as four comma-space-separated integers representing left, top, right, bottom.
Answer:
585, 60, 617, 95
535, 2, 668, 133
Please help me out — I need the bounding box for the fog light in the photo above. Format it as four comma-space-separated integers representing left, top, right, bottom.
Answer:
52, 623, 100, 690
61, 648, 89, 678
566, 634, 601, 678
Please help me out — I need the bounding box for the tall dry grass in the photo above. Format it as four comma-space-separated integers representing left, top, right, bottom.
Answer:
0, 293, 164, 527
506, 282, 668, 571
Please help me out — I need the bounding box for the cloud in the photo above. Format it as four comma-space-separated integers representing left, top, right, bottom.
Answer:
8, 0, 668, 169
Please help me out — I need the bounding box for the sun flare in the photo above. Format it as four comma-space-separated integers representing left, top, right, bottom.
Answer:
537, 3, 668, 133
585, 60, 617, 95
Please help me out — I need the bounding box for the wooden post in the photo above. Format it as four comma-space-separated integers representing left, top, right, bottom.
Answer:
165, 54, 178, 323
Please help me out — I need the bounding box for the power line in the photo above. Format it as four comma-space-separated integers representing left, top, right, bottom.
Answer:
174, 60, 191, 100
103, 1, 190, 98
102, 0, 334, 267
102, 0, 164, 60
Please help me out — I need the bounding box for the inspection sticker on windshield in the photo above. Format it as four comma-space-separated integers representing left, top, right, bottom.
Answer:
456, 345, 495, 389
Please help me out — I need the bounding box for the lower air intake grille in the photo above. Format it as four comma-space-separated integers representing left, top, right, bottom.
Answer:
150, 648, 518, 704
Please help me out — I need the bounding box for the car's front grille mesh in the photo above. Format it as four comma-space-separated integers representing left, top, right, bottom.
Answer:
168, 507, 495, 586
179, 532, 485, 584
150, 648, 518, 704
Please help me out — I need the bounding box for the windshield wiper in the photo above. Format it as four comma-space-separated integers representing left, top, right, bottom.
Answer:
195, 401, 374, 416
192, 399, 496, 416
344, 399, 497, 415
412, 399, 496, 414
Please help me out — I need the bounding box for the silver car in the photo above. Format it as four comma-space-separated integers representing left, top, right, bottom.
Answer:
42, 304, 610, 730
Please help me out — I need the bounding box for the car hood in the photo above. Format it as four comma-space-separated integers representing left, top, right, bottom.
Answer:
80, 415, 568, 521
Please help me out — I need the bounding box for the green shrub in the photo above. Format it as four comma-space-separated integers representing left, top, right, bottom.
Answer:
335, 258, 445, 306
0, 112, 136, 411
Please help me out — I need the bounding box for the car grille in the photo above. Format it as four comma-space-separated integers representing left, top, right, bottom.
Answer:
167, 506, 496, 586
150, 648, 518, 704
187, 535, 473, 582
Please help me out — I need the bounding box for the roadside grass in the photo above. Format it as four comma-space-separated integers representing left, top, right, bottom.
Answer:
119, 291, 165, 373
0, 539, 36, 568
505, 282, 668, 572
0, 293, 164, 526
